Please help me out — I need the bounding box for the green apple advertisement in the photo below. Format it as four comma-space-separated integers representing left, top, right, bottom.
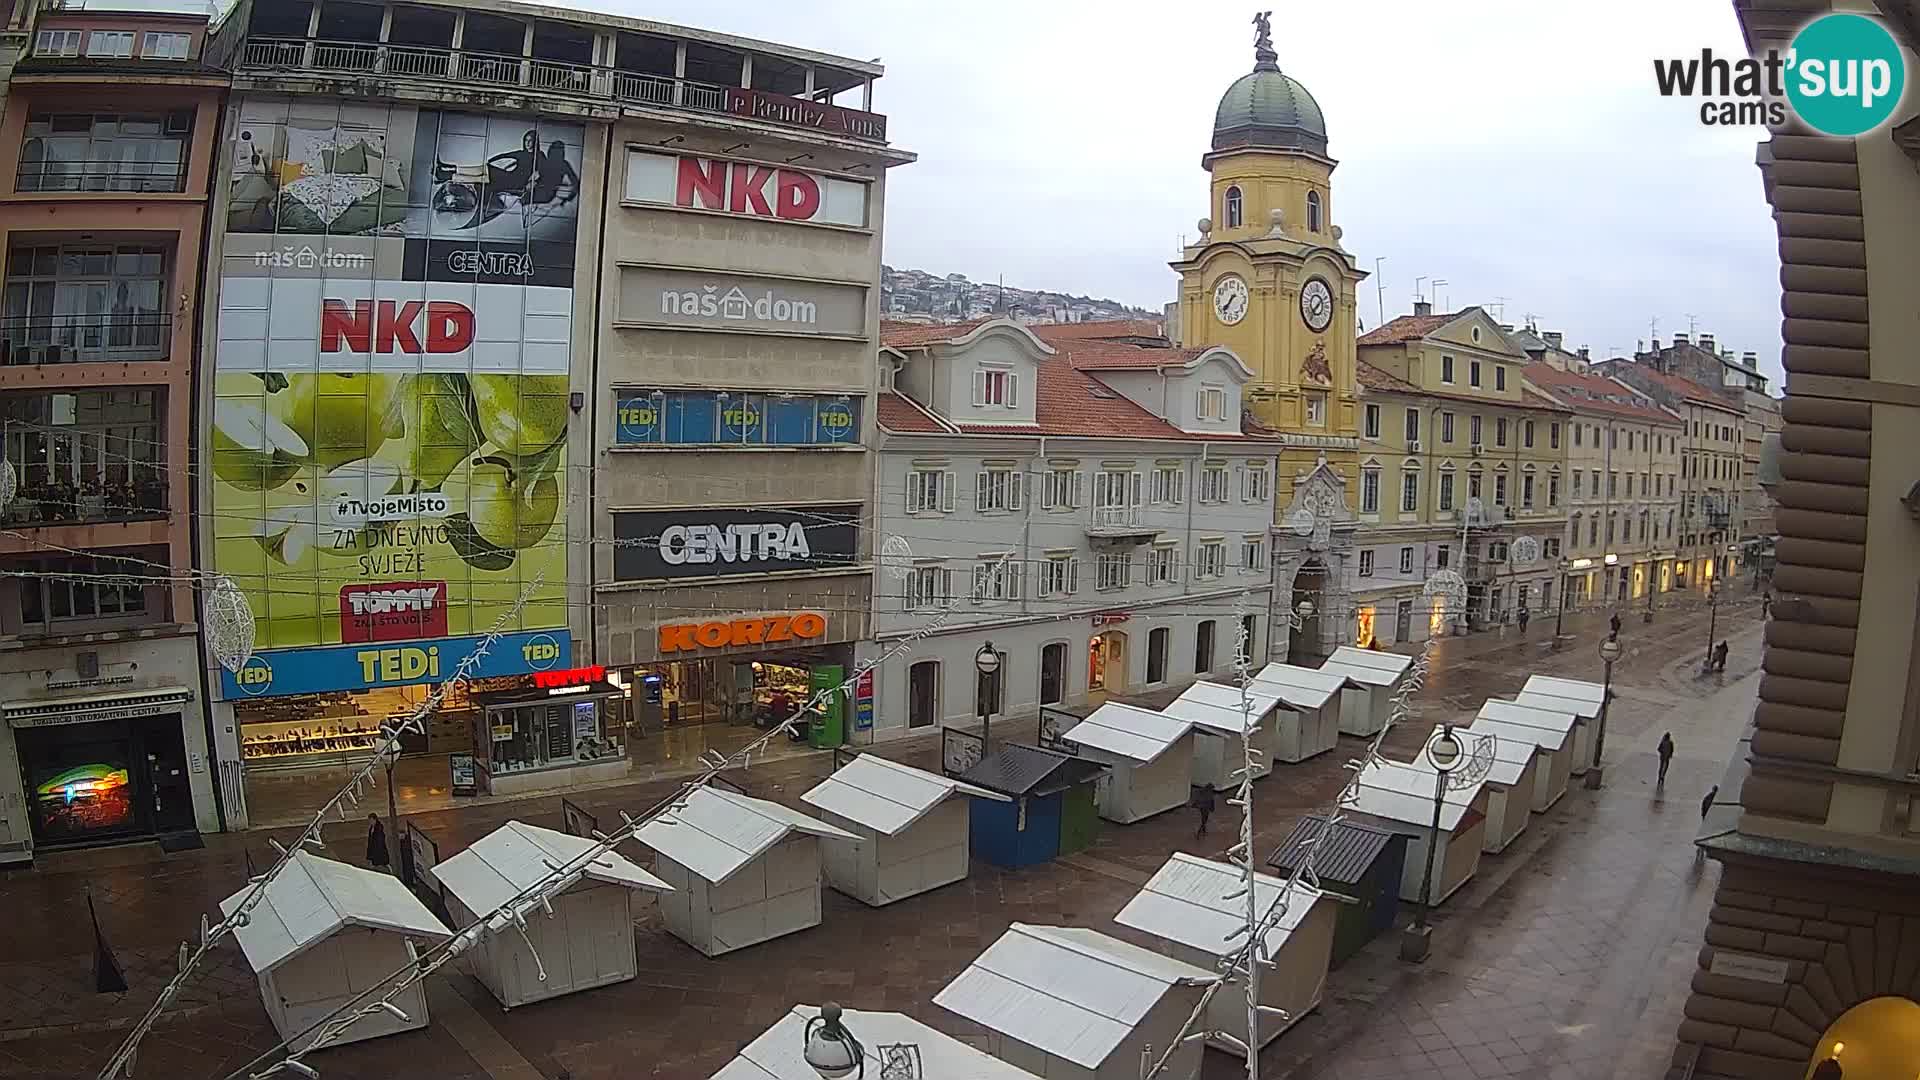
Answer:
211, 97, 580, 696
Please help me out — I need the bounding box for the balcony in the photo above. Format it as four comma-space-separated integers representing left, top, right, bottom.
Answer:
1, 477, 168, 528
0, 313, 172, 365
14, 164, 188, 195
1087, 504, 1159, 543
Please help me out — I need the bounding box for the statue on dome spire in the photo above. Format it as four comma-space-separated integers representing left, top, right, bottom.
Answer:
1252, 10, 1279, 72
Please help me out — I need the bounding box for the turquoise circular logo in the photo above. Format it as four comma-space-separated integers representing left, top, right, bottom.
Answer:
1787, 13, 1906, 136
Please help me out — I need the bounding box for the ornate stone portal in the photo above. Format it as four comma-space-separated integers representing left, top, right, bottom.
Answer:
1272, 454, 1355, 661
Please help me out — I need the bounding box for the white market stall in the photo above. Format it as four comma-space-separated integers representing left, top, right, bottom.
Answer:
800, 753, 1008, 907
1063, 703, 1197, 824
221, 850, 451, 1052
934, 923, 1212, 1080
635, 785, 855, 957
1316, 647, 1415, 736
1469, 730, 1541, 854
1346, 758, 1489, 906
1248, 663, 1347, 762
1472, 700, 1577, 811
432, 820, 671, 1009
1515, 675, 1606, 776
1160, 681, 1290, 789
1114, 852, 1335, 1050
712, 1004, 1043, 1080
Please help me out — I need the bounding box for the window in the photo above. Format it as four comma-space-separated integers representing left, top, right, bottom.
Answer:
35, 29, 82, 56
1625, 474, 1634, 497
2, 389, 166, 526
1606, 514, 1616, 544
1306, 190, 1323, 232
1195, 621, 1217, 673
1613, 428, 1620, 449
1199, 465, 1230, 503
1195, 540, 1227, 580
1398, 546, 1415, 574
1197, 385, 1226, 420
1548, 472, 1561, 506
1150, 465, 1186, 505
1470, 359, 1482, 387
973, 556, 1021, 602
141, 31, 191, 59
1147, 627, 1171, 684
1242, 535, 1267, 573
1550, 423, 1561, 449
1495, 417, 1508, 447
1488, 541, 1508, 562
976, 467, 1022, 512
1494, 472, 1508, 504
1574, 424, 1583, 447
1360, 468, 1380, 513
973, 366, 1018, 407
1544, 537, 1561, 559
1036, 555, 1079, 597
1591, 469, 1601, 494
1404, 408, 1420, 444
1304, 393, 1326, 426
1096, 552, 1131, 590
1441, 412, 1455, 443
1225, 185, 1243, 228
86, 30, 135, 57
1572, 471, 1583, 499
1470, 415, 1483, 445
1441, 355, 1455, 384
1524, 420, 1535, 448
1364, 404, 1381, 439
1358, 549, 1375, 577
1468, 468, 1483, 499
906, 468, 954, 514
1242, 463, 1271, 502
19, 555, 148, 627
1400, 470, 1420, 512
1041, 468, 1082, 510
1436, 544, 1451, 568
4, 243, 171, 359
1569, 513, 1581, 549
905, 564, 952, 611
1521, 472, 1537, 508
1148, 544, 1179, 585
1608, 472, 1617, 498
1495, 365, 1508, 391
1439, 471, 1455, 511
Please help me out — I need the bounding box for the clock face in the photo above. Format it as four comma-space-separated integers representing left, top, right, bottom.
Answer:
1213, 275, 1249, 326
1300, 277, 1334, 332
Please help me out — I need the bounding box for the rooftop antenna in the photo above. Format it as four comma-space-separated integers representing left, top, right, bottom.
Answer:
1523, 311, 1539, 331
1374, 257, 1387, 327
1649, 316, 1660, 345
1685, 312, 1700, 337
1489, 295, 1510, 321
1414, 276, 1428, 306
1432, 279, 1449, 311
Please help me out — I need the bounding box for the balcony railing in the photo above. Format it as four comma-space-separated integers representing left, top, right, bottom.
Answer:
1, 478, 168, 528
14, 165, 187, 195
0, 313, 171, 365
1091, 505, 1144, 529
233, 36, 887, 142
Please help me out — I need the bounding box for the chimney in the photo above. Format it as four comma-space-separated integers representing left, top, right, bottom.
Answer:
1578, 346, 1590, 361
1544, 331, 1563, 349
1413, 299, 1433, 317
1674, 332, 1690, 347
1699, 333, 1715, 353
1742, 350, 1758, 369
1650, 337, 1661, 352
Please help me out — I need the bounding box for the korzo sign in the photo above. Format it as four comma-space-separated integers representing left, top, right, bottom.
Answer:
618, 267, 866, 337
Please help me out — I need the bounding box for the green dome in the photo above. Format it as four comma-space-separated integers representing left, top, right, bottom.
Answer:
1212, 66, 1327, 156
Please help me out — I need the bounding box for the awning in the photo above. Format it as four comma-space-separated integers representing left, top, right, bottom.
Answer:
3, 686, 194, 728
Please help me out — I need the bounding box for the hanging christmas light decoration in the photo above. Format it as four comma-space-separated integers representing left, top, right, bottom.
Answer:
0, 457, 16, 515
206, 575, 257, 674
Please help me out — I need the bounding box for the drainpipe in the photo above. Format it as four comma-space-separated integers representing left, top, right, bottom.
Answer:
1021, 436, 1042, 621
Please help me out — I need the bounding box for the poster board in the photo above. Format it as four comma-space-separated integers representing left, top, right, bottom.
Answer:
941, 728, 984, 778
560, 797, 597, 839
1038, 707, 1084, 755
448, 752, 478, 796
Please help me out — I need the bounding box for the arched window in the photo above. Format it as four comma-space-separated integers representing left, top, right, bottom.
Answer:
1306, 191, 1323, 232
1225, 186, 1244, 228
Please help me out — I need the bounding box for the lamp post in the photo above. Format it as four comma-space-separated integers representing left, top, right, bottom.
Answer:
974, 642, 1001, 750
1702, 578, 1722, 675
1584, 635, 1624, 790
1401, 725, 1462, 963
1552, 562, 1567, 649
804, 1003, 865, 1078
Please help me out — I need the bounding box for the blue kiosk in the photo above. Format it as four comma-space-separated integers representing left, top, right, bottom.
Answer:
951, 743, 1107, 869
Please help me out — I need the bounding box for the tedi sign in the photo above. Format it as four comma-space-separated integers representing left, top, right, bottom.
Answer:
612, 504, 859, 581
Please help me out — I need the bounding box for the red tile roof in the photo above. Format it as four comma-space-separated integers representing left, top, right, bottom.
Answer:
879, 319, 992, 348
1028, 319, 1165, 342
1356, 361, 1573, 414
1521, 363, 1680, 425
1060, 340, 1208, 371
875, 391, 952, 434
1595, 361, 1739, 410
1356, 311, 1460, 346
878, 361, 1271, 442
1356, 362, 1419, 393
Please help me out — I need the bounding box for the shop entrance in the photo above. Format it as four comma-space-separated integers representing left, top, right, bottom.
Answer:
627, 647, 844, 733
908, 660, 938, 728
15, 714, 190, 847
1089, 631, 1127, 698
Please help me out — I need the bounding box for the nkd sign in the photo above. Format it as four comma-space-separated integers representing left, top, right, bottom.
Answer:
617, 266, 867, 337
624, 151, 869, 229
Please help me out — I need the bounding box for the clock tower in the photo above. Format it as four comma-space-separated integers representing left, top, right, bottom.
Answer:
1171, 11, 1366, 659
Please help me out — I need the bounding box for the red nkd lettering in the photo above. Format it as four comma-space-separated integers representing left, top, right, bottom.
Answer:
675, 156, 727, 211
728, 164, 776, 216
775, 170, 820, 220
320, 299, 474, 354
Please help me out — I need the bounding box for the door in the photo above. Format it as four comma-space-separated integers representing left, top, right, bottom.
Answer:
1194, 621, 1216, 674
142, 717, 194, 833
908, 660, 937, 729
1146, 627, 1170, 685
1090, 631, 1128, 697
1038, 643, 1066, 706
1394, 600, 1413, 642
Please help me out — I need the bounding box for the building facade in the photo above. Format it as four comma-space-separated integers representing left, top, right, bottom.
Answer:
869, 319, 1278, 736
1670, 6, 1920, 1079
0, 3, 224, 863
193, 0, 903, 825
1352, 305, 1570, 640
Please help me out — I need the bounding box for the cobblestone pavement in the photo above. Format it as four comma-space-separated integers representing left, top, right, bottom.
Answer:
0, 596, 1763, 1080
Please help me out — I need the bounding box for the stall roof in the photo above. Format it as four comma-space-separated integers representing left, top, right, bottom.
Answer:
1484, 698, 1579, 738
1478, 730, 1537, 788
1250, 663, 1353, 710
1517, 676, 1606, 718
1469, 714, 1565, 757
220, 850, 450, 975
633, 786, 856, 886
713, 1004, 1042, 1080
1063, 703, 1194, 764
1359, 757, 1486, 807
1267, 814, 1402, 885
934, 923, 1213, 1070
953, 744, 1108, 798
432, 821, 670, 914
1348, 758, 1484, 832
1319, 647, 1414, 687
1115, 852, 1323, 960
802, 754, 1009, 836
1163, 682, 1288, 736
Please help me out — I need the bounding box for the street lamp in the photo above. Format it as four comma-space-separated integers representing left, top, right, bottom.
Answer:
974, 642, 1001, 750
1552, 561, 1567, 649
1401, 724, 1462, 962
804, 1003, 864, 1078
1702, 578, 1723, 675
1584, 635, 1624, 790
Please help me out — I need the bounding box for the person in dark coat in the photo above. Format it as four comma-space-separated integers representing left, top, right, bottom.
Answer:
1700, 785, 1718, 821
1192, 785, 1217, 837
1517, 607, 1530, 634
1657, 732, 1675, 785
1609, 612, 1622, 637
1713, 640, 1729, 672
1811, 1057, 1844, 1079
366, 813, 390, 872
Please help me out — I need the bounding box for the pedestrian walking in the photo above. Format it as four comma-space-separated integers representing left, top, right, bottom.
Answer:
1657, 732, 1675, 786
1700, 785, 1718, 821
365, 813, 389, 872
1609, 611, 1622, 638
1761, 591, 1772, 619
1191, 785, 1217, 837
1713, 640, 1729, 672
1518, 607, 1530, 635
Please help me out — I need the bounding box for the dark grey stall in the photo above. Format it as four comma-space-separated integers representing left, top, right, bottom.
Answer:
1268, 814, 1408, 968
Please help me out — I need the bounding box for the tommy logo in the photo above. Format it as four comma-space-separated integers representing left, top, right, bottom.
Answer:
339, 581, 449, 643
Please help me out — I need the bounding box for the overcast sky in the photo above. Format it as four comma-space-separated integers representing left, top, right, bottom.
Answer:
589, 0, 1779, 380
